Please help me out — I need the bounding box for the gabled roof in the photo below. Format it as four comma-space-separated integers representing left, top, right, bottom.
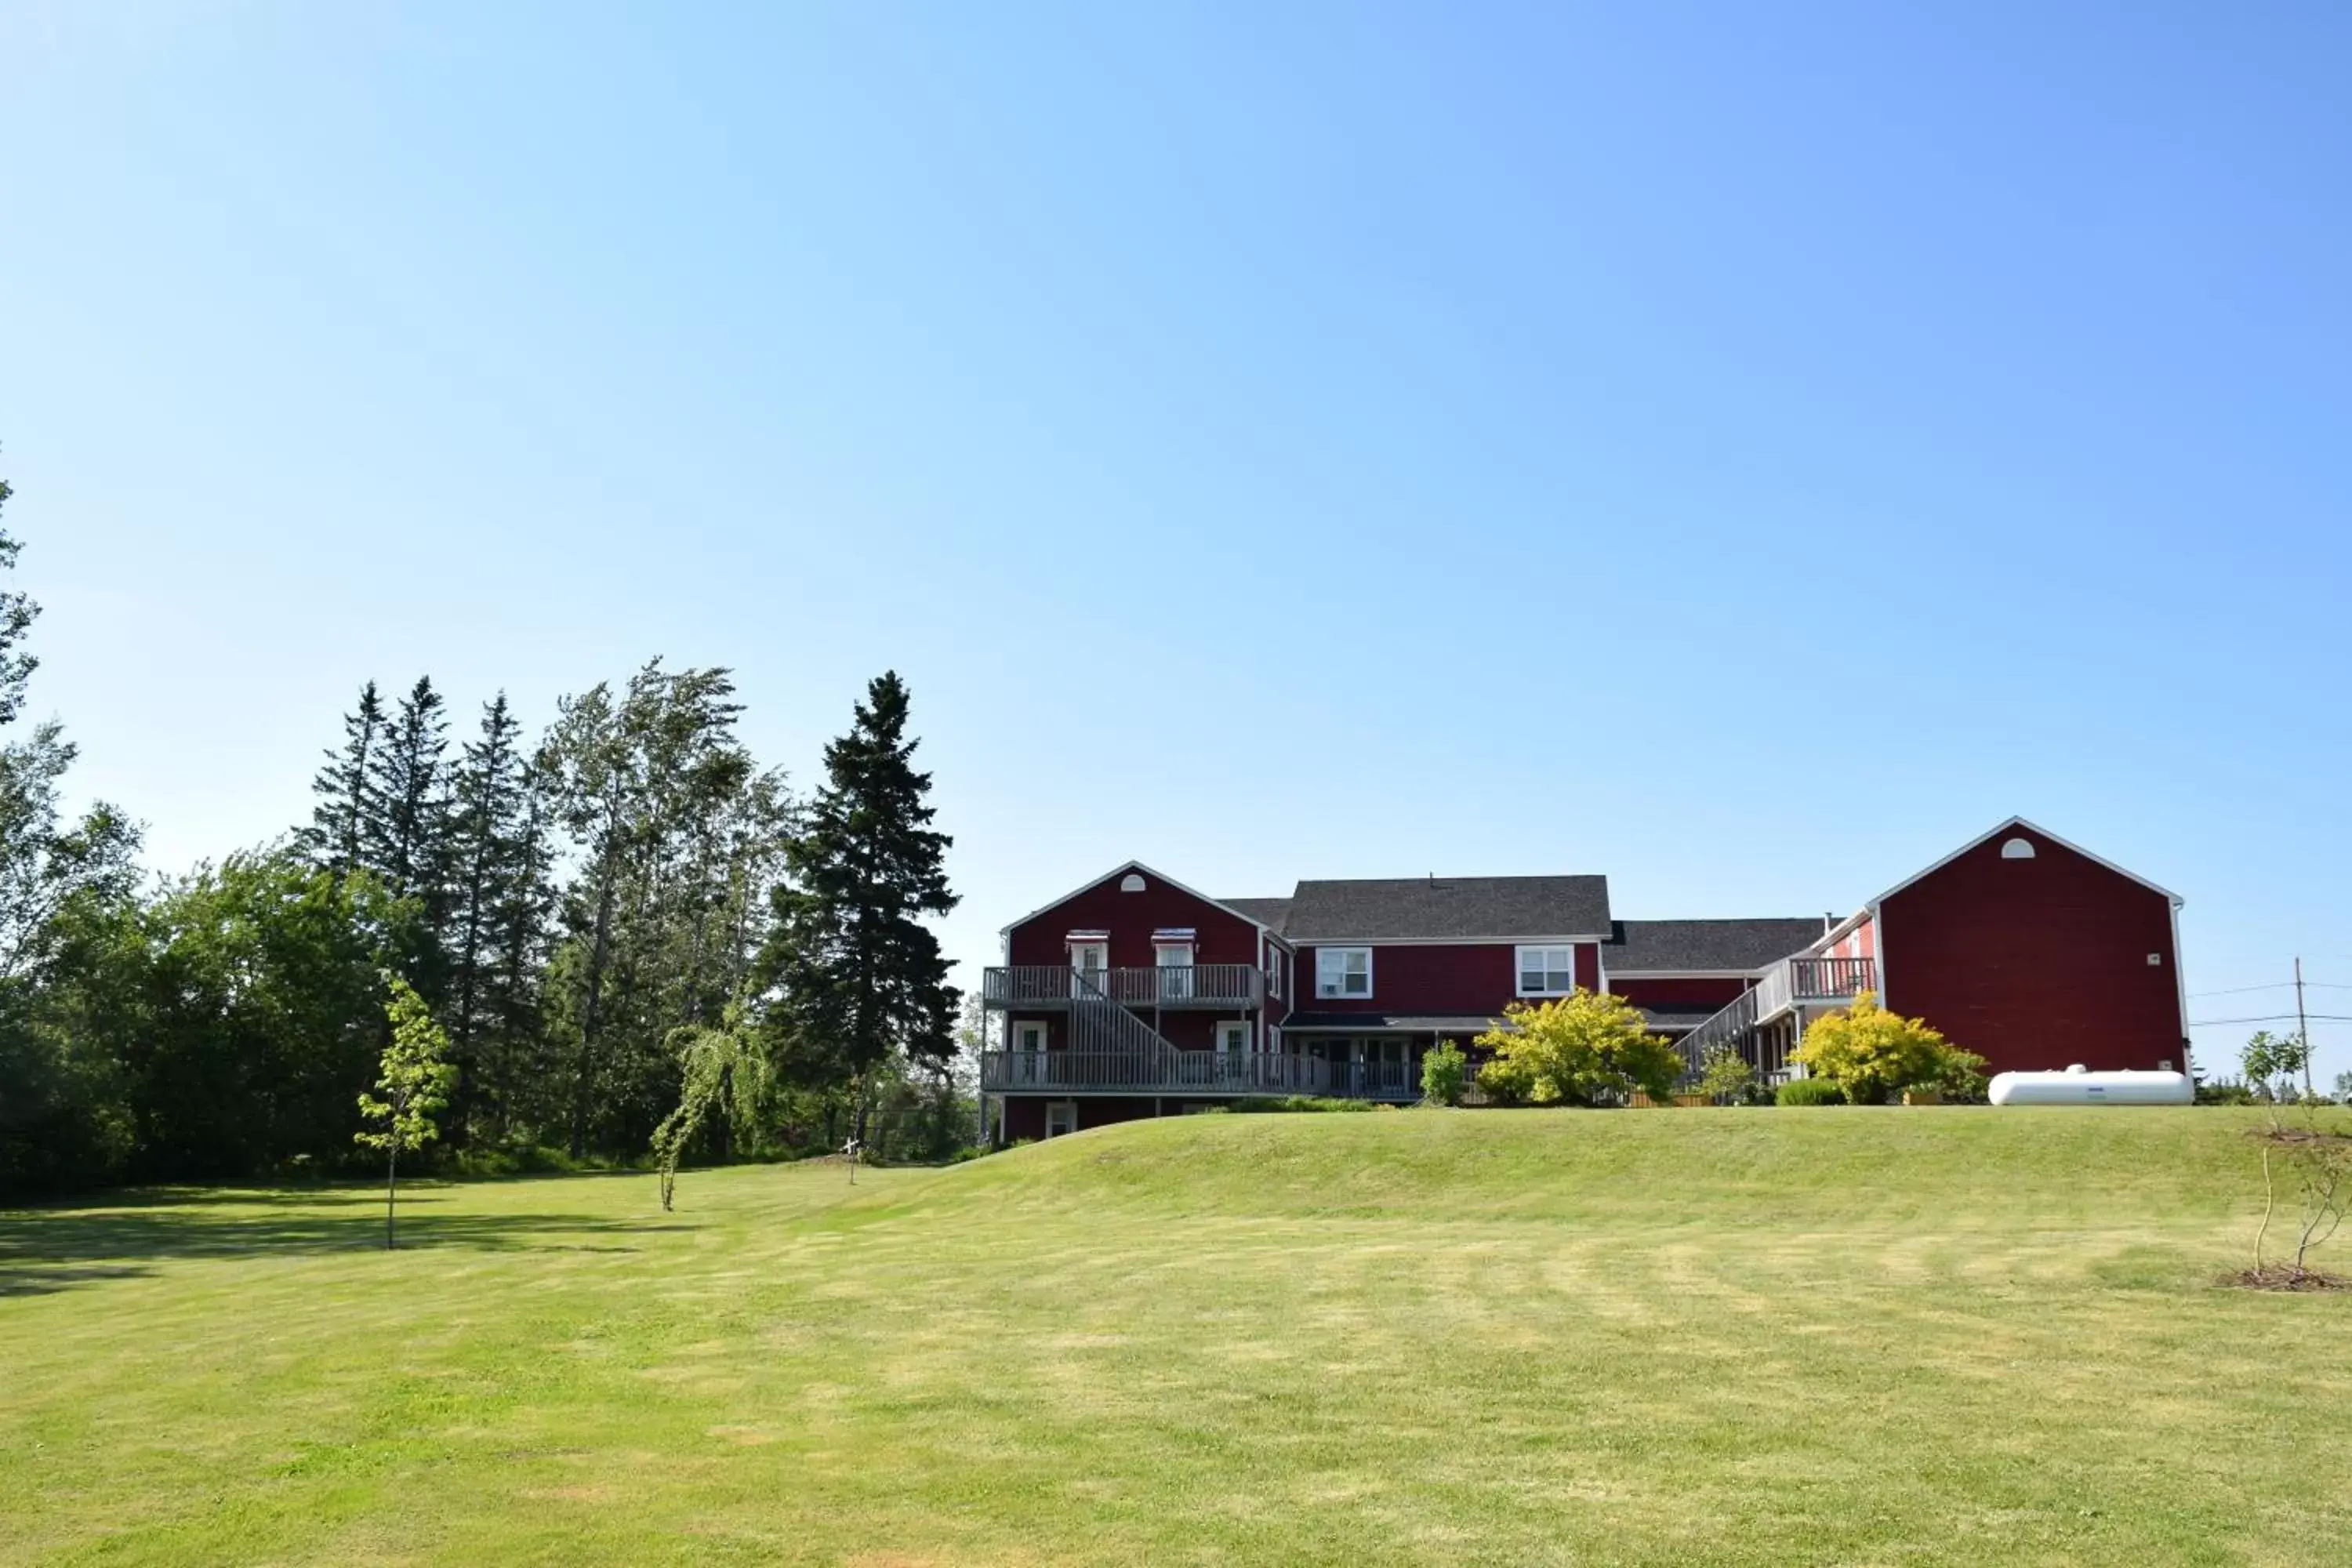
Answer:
1219, 897, 1294, 930
1602, 918, 1825, 974
996, 860, 1288, 937
1280, 875, 1612, 943
1871, 816, 2184, 909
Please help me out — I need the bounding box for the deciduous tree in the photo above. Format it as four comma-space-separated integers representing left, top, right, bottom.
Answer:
358, 975, 457, 1248
1791, 993, 1985, 1105
1475, 990, 1682, 1106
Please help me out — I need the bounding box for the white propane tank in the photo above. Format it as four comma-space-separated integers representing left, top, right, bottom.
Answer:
1988, 1064, 2194, 1106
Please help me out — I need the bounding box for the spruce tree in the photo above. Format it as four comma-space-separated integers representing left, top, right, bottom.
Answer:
443, 693, 528, 1140
365, 677, 452, 902
761, 671, 959, 1090
298, 681, 385, 880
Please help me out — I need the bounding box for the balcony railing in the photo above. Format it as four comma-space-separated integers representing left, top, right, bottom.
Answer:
1752, 956, 1875, 1020
981, 965, 1265, 1009
982, 1049, 1360, 1096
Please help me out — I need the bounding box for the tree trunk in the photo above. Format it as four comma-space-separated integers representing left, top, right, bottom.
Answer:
386, 1148, 398, 1250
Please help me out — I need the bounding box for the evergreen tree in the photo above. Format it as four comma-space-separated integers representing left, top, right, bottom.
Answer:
297, 681, 385, 879
442, 693, 528, 1141
761, 671, 959, 1094
365, 677, 452, 904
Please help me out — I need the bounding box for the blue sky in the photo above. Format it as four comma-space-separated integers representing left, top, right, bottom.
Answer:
4, 2, 2348, 1083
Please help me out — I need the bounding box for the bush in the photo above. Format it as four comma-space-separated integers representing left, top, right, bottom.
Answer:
1776, 1078, 1846, 1107
1421, 1041, 1468, 1106
1791, 993, 1986, 1105
1474, 990, 1682, 1107
1697, 1044, 1761, 1105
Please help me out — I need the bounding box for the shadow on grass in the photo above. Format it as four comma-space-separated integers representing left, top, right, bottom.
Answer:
0, 1196, 692, 1298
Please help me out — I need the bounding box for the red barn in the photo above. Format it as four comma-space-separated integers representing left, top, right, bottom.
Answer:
1865, 817, 2187, 1076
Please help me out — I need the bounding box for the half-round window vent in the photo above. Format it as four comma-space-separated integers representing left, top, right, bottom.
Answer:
2000, 837, 2036, 859
1119, 873, 1146, 892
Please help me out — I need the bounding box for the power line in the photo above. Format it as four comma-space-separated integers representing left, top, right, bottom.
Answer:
2187, 981, 2352, 998
2190, 1013, 2352, 1027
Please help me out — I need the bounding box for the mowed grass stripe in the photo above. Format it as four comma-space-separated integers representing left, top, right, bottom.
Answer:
2, 1108, 2345, 1566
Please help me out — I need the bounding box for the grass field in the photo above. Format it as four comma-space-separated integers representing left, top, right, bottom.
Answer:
4, 1107, 2349, 1566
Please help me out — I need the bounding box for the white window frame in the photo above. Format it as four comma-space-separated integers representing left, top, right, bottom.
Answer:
1014, 1021, 1048, 1052
1316, 947, 1374, 999
1045, 1102, 1076, 1138
1215, 1020, 1250, 1056
1515, 945, 1577, 998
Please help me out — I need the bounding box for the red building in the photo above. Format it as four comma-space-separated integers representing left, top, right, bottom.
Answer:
981, 818, 2188, 1140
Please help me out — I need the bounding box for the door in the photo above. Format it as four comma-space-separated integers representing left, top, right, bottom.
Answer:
1014, 1021, 1048, 1088
1156, 942, 1194, 1000
1069, 942, 1108, 997
1215, 1021, 1250, 1087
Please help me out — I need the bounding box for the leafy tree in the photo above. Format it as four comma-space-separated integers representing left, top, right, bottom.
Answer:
1420, 1039, 1468, 1106
0, 454, 39, 730
1791, 993, 1985, 1105
2241, 1030, 2311, 1123
543, 662, 781, 1158
761, 672, 959, 1100
1475, 989, 1682, 1106
1697, 1043, 1760, 1105
650, 1001, 771, 1210
2335, 1070, 2352, 1107
297, 681, 385, 880
358, 975, 457, 1248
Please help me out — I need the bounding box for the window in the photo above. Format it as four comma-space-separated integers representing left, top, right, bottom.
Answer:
1120, 873, 1147, 891
1270, 952, 1286, 1000
1045, 1102, 1076, 1138
1316, 947, 1372, 998
1014, 1022, 1047, 1053
2001, 837, 2036, 859
1517, 946, 1576, 996
1216, 1022, 1250, 1056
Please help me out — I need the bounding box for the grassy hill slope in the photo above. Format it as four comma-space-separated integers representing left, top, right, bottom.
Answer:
2, 1108, 2346, 1566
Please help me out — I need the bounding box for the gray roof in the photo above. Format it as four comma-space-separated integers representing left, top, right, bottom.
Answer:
1218, 897, 1294, 930
1637, 1007, 1729, 1033
1602, 918, 1824, 973
1280, 875, 1612, 942
1279, 1012, 1505, 1033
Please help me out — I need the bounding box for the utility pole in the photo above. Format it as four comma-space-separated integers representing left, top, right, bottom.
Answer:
2295, 956, 2314, 1098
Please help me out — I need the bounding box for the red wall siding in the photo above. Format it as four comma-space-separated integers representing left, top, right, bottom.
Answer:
1000, 1095, 1225, 1141
1607, 976, 1750, 1011
1007, 869, 1262, 968
1006, 1011, 1236, 1053
1297, 942, 1599, 1016
1824, 917, 1875, 962
1879, 826, 2183, 1075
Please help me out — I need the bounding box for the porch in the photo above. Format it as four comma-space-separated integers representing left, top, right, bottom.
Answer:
981, 964, 1268, 1009
979, 1044, 1421, 1100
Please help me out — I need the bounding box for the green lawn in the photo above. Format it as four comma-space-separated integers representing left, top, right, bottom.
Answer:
3, 1108, 2347, 1566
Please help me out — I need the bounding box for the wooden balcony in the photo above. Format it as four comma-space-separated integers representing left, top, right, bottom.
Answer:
980, 964, 1265, 1011
1751, 956, 1875, 1022
980, 1050, 1416, 1099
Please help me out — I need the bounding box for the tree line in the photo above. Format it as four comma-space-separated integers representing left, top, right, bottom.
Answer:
0, 457, 976, 1196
